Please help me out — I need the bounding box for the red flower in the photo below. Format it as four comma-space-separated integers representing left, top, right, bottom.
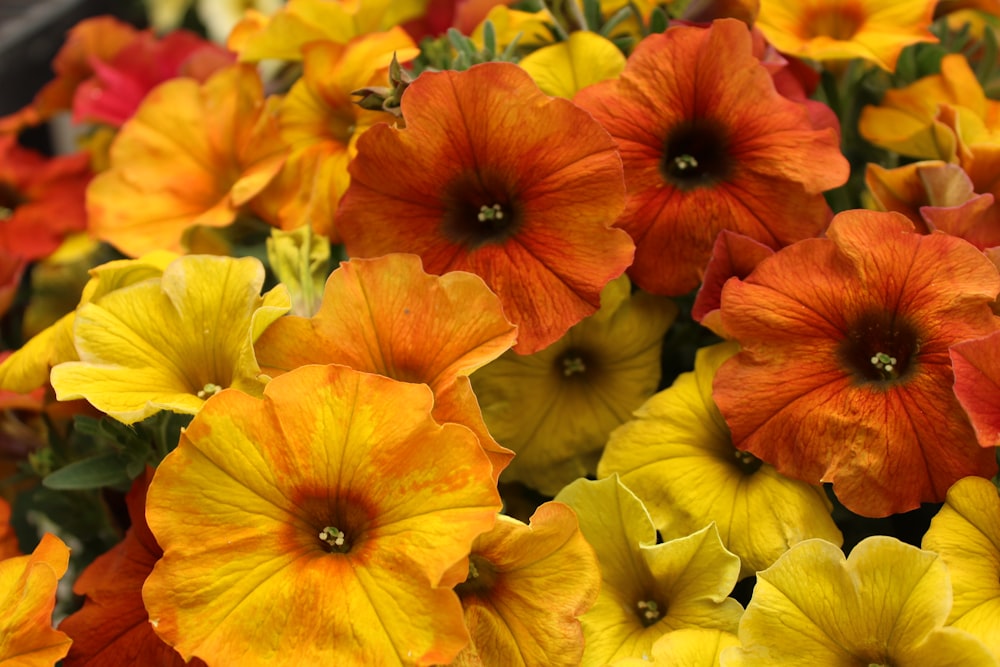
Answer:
0, 136, 90, 260
714, 209, 1000, 517
336, 62, 634, 354
574, 19, 847, 296
60, 469, 204, 667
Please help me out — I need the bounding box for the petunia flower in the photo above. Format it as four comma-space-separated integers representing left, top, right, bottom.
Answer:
574, 19, 847, 297
0, 16, 137, 132
50, 255, 289, 423
612, 628, 740, 666
922, 476, 1000, 660
449, 502, 600, 666
714, 209, 1000, 517
0, 135, 91, 262
0, 251, 178, 395
86, 64, 288, 257
228, 0, 426, 61
858, 54, 1000, 167
951, 330, 1000, 447
519, 31, 626, 99
254, 252, 517, 477
865, 160, 973, 232
754, 0, 938, 71
471, 275, 676, 495
555, 476, 743, 665
599, 342, 842, 580
690, 231, 774, 338
336, 61, 634, 354
143, 364, 502, 665
721, 536, 998, 666
0, 533, 72, 665
60, 469, 204, 667
72, 29, 234, 128
255, 28, 418, 237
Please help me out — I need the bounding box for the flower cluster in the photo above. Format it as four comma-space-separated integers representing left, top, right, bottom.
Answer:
1, 0, 1000, 664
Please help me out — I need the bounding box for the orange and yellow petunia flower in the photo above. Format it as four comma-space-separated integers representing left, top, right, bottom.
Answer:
450, 502, 600, 666
755, 0, 938, 71
143, 364, 501, 665
255, 29, 418, 237
50, 255, 289, 423
0, 533, 71, 665
471, 275, 676, 495
60, 469, 203, 667
555, 476, 743, 665
599, 342, 842, 579
714, 209, 1000, 516
574, 19, 846, 296
86, 64, 288, 257
254, 252, 517, 477
336, 61, 634, 354
722, 536, 998, 665
923, 476, 1000, 660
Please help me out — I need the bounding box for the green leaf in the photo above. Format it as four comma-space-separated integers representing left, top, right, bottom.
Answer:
648, 6, 668, 35
43, 453, 132, 490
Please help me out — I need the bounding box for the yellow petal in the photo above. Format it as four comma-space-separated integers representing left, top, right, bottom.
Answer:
521, 31, 626, 99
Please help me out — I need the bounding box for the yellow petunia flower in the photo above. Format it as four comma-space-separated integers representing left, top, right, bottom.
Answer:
721, 536, 999, 666
923, 476, 1000, 660
450, 503, 600, 666
0, 251, 177, 394
555, 476, 743, 665
143, 364, 501, 665
228, 0, 426, 61
612, 628, 740, 666
756, 0, 938, 71
519, 31, 626, 99
50, 255, 289, 423
472, 276, 677, 496
599, 342, 841, 579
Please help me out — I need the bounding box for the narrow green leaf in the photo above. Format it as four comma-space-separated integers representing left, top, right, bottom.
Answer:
43, 453, 132, 490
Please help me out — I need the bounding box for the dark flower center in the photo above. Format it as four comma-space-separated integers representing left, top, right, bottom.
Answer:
636, 597, 664, 627
442, 171, 522, 249
555, 348, 597, 381
0, 182, 24, 220
661, 118, 732, 190
837, 311, 920, 384
803, 4, 865, 41
455, 554, 498, 597
732, 448, 763, 474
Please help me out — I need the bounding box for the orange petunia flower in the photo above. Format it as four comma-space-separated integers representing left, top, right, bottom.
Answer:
450, 503, 600, 666
0, 533, 71, 665
60, 469, 204, 667
143, 364, 501, 665
86, 64, 287, 257
254, 253, 517, 477
336, 61, 634, 354
755, 0, 938, 71
0, 135, 91, 261
574, 19, 846, 297
951, 331, 1000, 448
714, 209, 1000, 517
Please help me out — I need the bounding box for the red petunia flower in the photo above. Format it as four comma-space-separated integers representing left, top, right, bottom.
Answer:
714, 209, 1000, 517
59, 469, 205, 667
574, 18, 847, 296
335, 61, 634, 354
0, 135, 91, 261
